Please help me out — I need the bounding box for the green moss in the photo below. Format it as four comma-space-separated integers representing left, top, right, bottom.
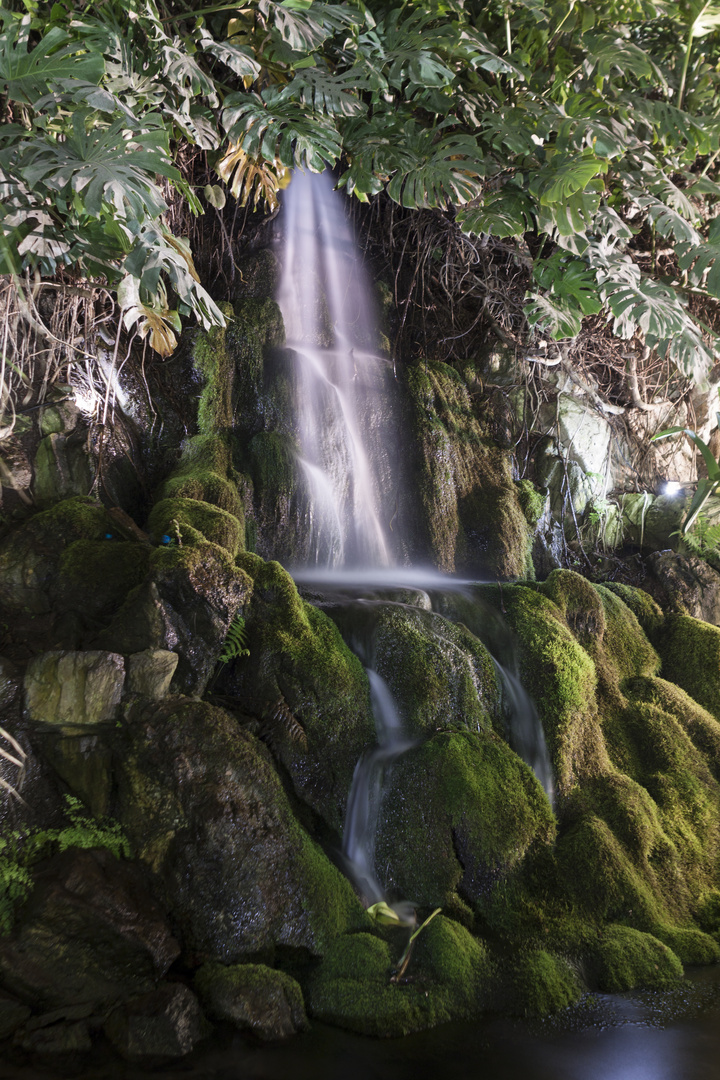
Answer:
148, 496, 242, 557
602, 582, 665, 641
509, 949, 580, 1016
57, 539, 150, 619
248, 431, 298, 499
480, 582, 606, 795
231, 556, 376, 832
30, 496, 111, 542
376, 730, 555, 913
656, 614, 720, 720
696, 890, 720, 937
193, 308, 235, 435
586, 925, 683, 991
515, 479, 546, 528
195, 960, 308, 1037
304, 919, 492, 1036
658, 926, 720, 964
593, 585, 660, 683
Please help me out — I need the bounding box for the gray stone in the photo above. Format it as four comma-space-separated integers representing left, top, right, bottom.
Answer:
126, 649, 178, 700
24, 650, 125, 726
40, 728, 112, 816
16, 1019, 92, 1056
104, 983, 208, 1062
555, 395, 612, 477
39, 400, 80, 437
195, 962, 309, 1041
645, 551, 720, 625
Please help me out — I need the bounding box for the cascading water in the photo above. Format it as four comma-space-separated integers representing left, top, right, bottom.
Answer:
278, 170, 554, 908
277, 169, 391, 568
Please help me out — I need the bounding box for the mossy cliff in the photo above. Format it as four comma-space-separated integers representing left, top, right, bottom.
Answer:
404, 360, 536, 578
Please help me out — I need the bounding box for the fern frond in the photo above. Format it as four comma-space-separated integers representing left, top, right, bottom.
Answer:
219, 614, 250, 664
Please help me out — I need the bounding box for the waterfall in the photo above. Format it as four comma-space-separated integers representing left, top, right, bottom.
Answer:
277, 169, 390, 568
278, 172, 554, 908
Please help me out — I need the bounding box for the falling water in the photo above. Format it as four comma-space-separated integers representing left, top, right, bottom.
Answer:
279, 171, 554, 907
493, 660, 555, 806
277, 170, 390, 568
341, 669, 416, 905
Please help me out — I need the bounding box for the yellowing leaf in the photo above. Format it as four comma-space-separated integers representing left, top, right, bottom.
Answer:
215, 142, 289, 210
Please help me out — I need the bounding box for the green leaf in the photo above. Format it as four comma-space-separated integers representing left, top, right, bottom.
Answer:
530, 149, 608, 206
0, 21, 104, 102
457, 188, 535, 238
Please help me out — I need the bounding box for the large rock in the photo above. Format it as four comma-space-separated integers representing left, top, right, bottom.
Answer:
104, 983, 207, 1063
24, 651, 125, 726
114, 697, 369, 962
195, 962, 309, 1040
97, 545, 251, 695
34, 432, 93, 505
644, 550, 720, 624
0, 848, 179, 1010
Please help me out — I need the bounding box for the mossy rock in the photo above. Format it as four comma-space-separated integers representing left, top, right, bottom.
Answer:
626, 676, 720, 776
56, 539, 151, 623
658, 926, 720, 964
477, 581, 607, 796
507, 949, 581, 1016
375, 730, 555, 914
603, 582, 665, 642
115, 697, 370, 961
0, 497, 116, 615
304, 917, 492, 1036
656, 614, 720, 721
594, 584, 660, 684
194, 961, 308, 1040
226, 555, 376, 833
586, 925, 683, 991
328, 600, 500, 739
148, 497, 242, 558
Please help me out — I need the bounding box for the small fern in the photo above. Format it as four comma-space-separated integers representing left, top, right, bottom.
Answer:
219, 614, 250, 664
679, 514, 720, 559
0, 795, 130, 934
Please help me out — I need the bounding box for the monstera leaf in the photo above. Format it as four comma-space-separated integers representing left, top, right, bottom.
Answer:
530, 149, 608, 206
457, 188, 535, 238
20, 111, 178, 220
222, 91, 342, 170
0, 21, 104, 103
276, 66, 372, 117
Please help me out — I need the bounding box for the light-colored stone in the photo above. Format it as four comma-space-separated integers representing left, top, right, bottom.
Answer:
24, 651, 125, 725
33, 433, 93, 505
126, 649, 178, 700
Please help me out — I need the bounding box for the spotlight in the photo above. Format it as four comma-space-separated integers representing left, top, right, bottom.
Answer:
663, 481, 682, 496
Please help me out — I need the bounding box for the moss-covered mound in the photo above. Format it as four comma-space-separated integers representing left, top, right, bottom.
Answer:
224, 554, 376, 833
304, 915, 494, 1036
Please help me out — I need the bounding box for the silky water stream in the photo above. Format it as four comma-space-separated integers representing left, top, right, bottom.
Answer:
277, 170, 554, 911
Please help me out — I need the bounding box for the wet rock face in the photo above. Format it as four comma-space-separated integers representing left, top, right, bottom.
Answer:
114, 697, 367, 963
0, 848, 179, 1010
644, 550, 720, 625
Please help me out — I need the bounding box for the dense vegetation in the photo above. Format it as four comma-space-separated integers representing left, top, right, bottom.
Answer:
3, 0, 720, 379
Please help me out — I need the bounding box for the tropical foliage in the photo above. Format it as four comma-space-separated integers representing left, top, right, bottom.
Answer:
4, 1, 720, 380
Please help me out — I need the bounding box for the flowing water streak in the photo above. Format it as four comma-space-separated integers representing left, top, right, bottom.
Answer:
341, 668, 415, 905
277, 170, 390, 567
492, 660, 555, 807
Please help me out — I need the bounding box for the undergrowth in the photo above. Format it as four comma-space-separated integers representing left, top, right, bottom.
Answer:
0, 795, 130, 933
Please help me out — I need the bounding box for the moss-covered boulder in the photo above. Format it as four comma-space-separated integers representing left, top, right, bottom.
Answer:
586, 925, 683, 991
224, 555, 376, 833
98, 542, 251, 695
114, 697, 369, 962
375, 730, 555, 916
655, 613, 720, 720
194, 961, 308, 1040
303, 915, 493, 1036
325, 599, 500, 739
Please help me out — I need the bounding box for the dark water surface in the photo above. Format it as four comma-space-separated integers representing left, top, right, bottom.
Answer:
3, 967, 720, 1080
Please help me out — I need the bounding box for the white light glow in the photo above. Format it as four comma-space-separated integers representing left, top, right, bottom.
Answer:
664, 481, 682, 496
